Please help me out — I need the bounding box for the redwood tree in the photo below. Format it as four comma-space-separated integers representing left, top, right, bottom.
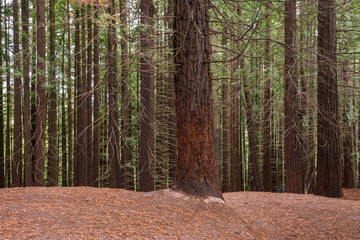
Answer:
139, 0, 155, 192
315, 0, 343, 197
284, 0, 303, 193
34, 0, 46, 186
13, 0, 22, 187
173, 0, 223, 200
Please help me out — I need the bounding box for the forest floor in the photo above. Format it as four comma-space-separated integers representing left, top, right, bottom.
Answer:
0, 187, 359, 239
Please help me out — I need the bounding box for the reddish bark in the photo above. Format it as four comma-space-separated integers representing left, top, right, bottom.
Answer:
173, 0, 223, 199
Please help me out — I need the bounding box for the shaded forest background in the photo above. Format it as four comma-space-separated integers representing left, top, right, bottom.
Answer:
0, 0, 359, 193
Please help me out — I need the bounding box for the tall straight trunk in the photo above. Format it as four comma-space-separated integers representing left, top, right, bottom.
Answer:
173, 0, 223, 199
47, 0, 58, 186
120, 0, 131, 189
92, 2, 100, 188
80, 5, 87, 186
284, 0, 302, 193
5, 18, 11, 187
13, 0, 22, 187
262, 1, 272, 192
166, 0, 176, 187
30, 15, 36, 185
242, 57, 263, 191
22, 0, 32, 187
229, 59, 241, 192
139, 0, 155, 192
67, 0, 73, 186
0, 0, 3, 188
61, 42, 67, 187
342, 61, 355, 188
86, 4, 93, 186
221, 33, 230, 192
74, 6, 80, 186
108, 0, 120, 188
34, 0, 46, 186
315, 0, 343, 198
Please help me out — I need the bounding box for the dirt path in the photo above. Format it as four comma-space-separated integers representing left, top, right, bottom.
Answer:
0, 187, 359, 239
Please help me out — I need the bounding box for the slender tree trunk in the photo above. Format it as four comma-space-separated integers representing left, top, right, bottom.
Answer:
92, 2, 100, 188
12, 0, 22, 187
262, 1, 272, 192
30, 15, 37, 185
74, 6, 80, 186
67, 0, 73, 187
242, 57, 263, 191
61, 40, 67, 187
80, 4, 88, 186
139, 0, 155, 192
5, 18, 10, 187
284, 0, 303, 193
22, 0, 32, 187
0, 0, 4, 188
47, 0, 58, 186
315, 0, 343, 198
86, 4, 93, 186
173, 0, 223, 199
34, 0, 46, 186
120, 0, 131, 189
342, 61, 355, 188
166, 0, 176, 187
108, 0, 120, 188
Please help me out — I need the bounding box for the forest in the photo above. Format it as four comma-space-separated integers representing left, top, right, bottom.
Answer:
0, 0, 359, 197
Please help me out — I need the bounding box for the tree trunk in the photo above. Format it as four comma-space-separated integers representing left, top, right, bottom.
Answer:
139, 0, 155, 192
67, 0, 73, 187
80, 5, 88, 186
93, 2, 100, 188
173, 0, 223, 200
47, 0, 58, 186
12, 0, 22, 187
284, 0, 303, 193
341, 61, 355, 188
22, 0, 32, 187
86, 4, 93, 186
242, 57, 263, 192
120, 0, 131, 189
34, 0, 46, 186
262, 1, 272, 192
0, 0, 4, 188
315, 0, 343, 198
108, 0, 120, 188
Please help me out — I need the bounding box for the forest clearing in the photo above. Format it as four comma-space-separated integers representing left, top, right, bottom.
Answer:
0, 187, 359, 239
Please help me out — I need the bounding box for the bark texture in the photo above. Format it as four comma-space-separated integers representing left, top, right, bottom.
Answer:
316, 0, 343, 198
284, 0, 303, 193
173, 0, 223, 199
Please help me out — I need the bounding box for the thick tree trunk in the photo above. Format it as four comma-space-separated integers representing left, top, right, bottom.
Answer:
139, 0, 155, 192
173, 0, 223, 200
22, 0, 32, 187
34, 0, 46, 186
284, 0, 303, 193
47, 0, 58, 186
315, 0, 343, 198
